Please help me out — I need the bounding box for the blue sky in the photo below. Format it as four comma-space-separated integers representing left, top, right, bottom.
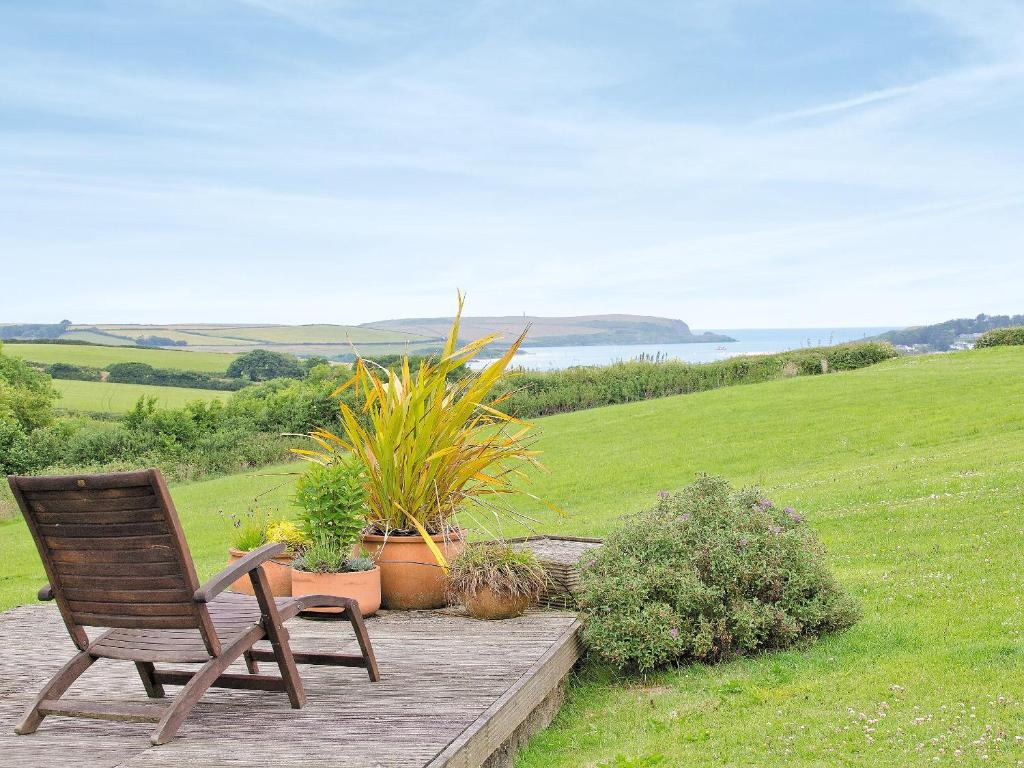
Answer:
1, 1, 1022, 327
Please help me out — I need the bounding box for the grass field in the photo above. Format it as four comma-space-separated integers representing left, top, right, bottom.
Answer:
2, 347, 1023, 765
4, 343, 237, 372
53, 379, 231, 413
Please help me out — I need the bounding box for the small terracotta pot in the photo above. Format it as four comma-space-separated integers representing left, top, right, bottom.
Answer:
361, 529, 466, 610
291, 566, 381, 617
462, 586, 532, 620
226, 548, 293, 597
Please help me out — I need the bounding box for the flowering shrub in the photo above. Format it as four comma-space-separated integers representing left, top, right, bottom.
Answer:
578, 475, 858, 673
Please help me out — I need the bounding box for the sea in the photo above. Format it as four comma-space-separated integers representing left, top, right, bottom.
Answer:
468, 327, 897, 371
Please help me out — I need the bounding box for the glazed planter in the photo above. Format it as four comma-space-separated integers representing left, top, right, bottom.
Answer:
291, 566, 381, 617
462, 586, 532, 620
226, 548, 293, 597
362, 529, 466, 609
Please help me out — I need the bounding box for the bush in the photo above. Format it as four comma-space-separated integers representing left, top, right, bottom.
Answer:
227, 349, 304, 381
578, 475, 858, 673
106, 361, 246, 391
45, 362, 102, 381
976, 327, 1024, 348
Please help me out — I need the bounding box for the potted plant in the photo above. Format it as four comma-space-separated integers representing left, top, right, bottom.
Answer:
289, 461, 381, 616
448, 543, 547, 620
225, 506, 296, 597
295, 293, 550, 609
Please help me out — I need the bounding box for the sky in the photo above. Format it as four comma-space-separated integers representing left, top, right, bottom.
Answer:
1, 1, 1023, 329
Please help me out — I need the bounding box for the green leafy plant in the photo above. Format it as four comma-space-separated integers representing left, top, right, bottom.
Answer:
447, 543, 547, 601
293, 293, 549, 568
578, 475, 859, 673
291, 538, 375, 573
293, 460, 366, 554
223, 506, 272, 552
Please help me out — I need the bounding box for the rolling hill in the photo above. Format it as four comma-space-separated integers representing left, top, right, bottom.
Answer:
2, 315, 733, 359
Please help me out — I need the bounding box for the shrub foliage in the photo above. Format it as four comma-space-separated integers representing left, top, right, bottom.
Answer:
490, 342, 896, 419
975, 326, 1024, 348
578, 475, 858, 673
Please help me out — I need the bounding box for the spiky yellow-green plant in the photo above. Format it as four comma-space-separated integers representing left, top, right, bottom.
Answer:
292, 293, 549, 568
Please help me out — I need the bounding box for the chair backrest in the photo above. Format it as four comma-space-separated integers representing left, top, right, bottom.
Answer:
9, 469, 220, 654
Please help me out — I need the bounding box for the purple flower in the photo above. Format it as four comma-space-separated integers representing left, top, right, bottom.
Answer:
657, 491, 669, 499
757, 498, 773, 510
675, 513, 690, 523
669, 627, 679, 638
785, 508, 803, 523
768, 524, 783, 535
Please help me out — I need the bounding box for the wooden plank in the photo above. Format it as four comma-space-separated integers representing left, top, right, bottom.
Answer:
26, 496, 160, 514
0, 603, 581, 767
38, 699, 166, 723
426, 620, 582, 768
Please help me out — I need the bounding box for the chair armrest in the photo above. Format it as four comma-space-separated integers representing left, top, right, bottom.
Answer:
194, 542, 287, 603
38, 584, 54, 601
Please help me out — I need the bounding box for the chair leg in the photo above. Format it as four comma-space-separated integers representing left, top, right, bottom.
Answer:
251, 567, 305, 709
135, 661, 165, 698
150, 627, 263, 746
15, 651, 95, 735
345, 605, 380, 682
243, 651, 260, 675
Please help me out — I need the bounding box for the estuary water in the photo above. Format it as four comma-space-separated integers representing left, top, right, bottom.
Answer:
469, 327, 896, 371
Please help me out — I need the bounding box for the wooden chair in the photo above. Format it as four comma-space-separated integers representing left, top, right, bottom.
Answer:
8, 469, 380, 745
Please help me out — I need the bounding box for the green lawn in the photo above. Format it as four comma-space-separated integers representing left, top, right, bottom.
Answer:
4, 342, 236, 372
53, 379, 231, 413
2, 348, 1023, 765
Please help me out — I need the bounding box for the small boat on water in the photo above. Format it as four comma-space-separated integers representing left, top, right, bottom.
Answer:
715, 345, 728, 351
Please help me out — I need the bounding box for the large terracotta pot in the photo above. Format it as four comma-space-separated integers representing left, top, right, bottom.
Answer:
292, 566, 381, 617
227, 548, 293, 597
361, 529, 466, 609
462, 586, 532, 620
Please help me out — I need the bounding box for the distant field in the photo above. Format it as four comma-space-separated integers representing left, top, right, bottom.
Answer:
82, 323, 430, 345
53, 379, 230, 413
5, 343, 236, 372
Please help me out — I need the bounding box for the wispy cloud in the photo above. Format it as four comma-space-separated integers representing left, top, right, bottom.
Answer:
1, 1, 1023, 325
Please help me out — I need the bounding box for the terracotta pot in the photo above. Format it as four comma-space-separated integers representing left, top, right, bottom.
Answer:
361, 529, 466, 610
226, 548, 293, 597
291, 566, 381, 617
463, 586, 532, 620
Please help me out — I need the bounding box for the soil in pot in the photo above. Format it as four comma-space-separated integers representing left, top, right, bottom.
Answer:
227, 548, 293, 597
291, 566, 381, 617
362, 529, 466, 610
463, 586, 532, 620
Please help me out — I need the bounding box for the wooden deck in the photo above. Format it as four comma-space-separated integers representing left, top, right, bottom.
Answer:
0, 603, 581, 767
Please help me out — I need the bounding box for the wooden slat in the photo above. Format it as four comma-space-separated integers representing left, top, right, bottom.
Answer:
55, 561, 182, 577
24, 485, 155, 501
49, 548, 178, 564
67, 601, 195, 617
63, 588, 191, 604
15, 470, 153, 491
26, 496, 160, 514
60, 574, 187, 591
73, 613, 200, 629
43, 534, 175, 551
37, 522, 169, 538
34, 508, 168, 525
154, 670, 287, 691
38, 699, 166, 723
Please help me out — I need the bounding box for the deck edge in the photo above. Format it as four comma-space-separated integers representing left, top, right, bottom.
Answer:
426, 616, 582, 768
